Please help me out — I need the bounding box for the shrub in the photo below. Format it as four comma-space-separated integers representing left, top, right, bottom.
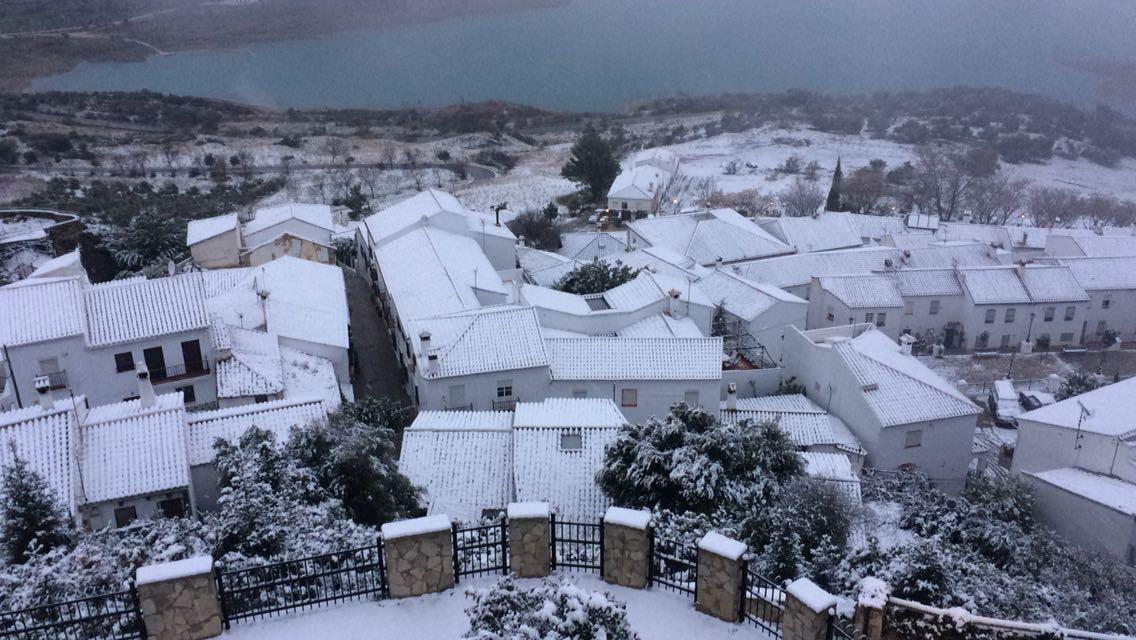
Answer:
464, 576, 638, 640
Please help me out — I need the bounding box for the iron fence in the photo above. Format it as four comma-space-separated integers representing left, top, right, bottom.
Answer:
452, 521, 508, 582
742, 565, 784, 637
0, 585, 146, 640
549, 516, 602, 572
827, 613, 868, 640
214, 541, 387, 627
648, 534, 698, 597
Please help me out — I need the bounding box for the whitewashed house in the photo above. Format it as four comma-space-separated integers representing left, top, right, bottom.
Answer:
1011, 378, 1136, 564
606, 149, 679, 214
187, 203, 337, 269
734, 247, 901, 299
1057, 256, 1136, 343
627, 209, 793, 266
758, 213, 864, 254
721, 393, 866, 472
782, 324, 979, 490
697, 269, 807, 362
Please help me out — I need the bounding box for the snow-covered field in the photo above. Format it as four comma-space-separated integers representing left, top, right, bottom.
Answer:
223, 575, 762, 640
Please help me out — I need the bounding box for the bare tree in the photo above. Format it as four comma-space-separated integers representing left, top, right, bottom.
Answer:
705, 188, 775, 217
691, 176, 721, 207
323, 138, 348, 165
403, 148, 420, 169
911, 147, 980, 222
159, 141, 179, 174
966, 174, 1030, 225
309, 172, 330, 204
358, 164, 384, 199
780, 177, 825, 217
1027, 186, 1079, 228
330, 166, 354, 201
234, 149, 255, 180
1081, 193, 1136, 229
381, 143, 398, 170
842, 165, 886, 214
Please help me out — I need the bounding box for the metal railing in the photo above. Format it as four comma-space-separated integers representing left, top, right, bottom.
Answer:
452, 521, 508, 582
443, 403, 473, 412
827, 613, 867, 640
550, 516, 602, 572
491, 398, 517, 411
214, 541, 387, 627
0, 585, 146, 639
35, 370, 68, 390
742, 565, 785, 637
150, 360, 211, 384
648, 534, 698, 597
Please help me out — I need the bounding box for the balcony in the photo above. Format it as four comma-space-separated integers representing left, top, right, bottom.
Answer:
443, 403, 473, 411
35, 370, 68, 390
150, 359, 211, 384
492, 398, 518, 411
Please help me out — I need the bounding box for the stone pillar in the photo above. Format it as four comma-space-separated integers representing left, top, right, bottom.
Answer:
601, 506, 651, 589
782, 578, 838, 640
695, 531, 747, 622
507, 502, 551, 578
135, 556, 222, 640
853, 578, 890, 640
381, 514, 455, 598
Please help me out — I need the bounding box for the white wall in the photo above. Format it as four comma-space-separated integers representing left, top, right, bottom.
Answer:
1081, 289, 1136, 343
1013, 419, 1136, 484
547, 378, 720, 425
243, 218, 332, 249
190, 228, 241, 269
607, 196, 655, 213
411, 366, 551, 411
1025, 473, 1136, 564
80, 488, 192, 530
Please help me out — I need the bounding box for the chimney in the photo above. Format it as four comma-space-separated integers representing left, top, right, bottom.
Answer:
1015, 261, 1025, 278
33, 376, 53, 410
715, 256, 724, 269
511, 278, 522, 304
726, 383, 737, 411
426, 353, 439, 375
667, 288, 682, 318
136, 363, 156, 409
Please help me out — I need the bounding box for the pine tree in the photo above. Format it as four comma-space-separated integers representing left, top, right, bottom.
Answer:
825, 157, 843, 211
561, 127, 621, 202
554, 258, 638, 295
0, 444, 72, 564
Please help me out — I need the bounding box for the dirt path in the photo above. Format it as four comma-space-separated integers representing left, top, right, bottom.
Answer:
344, 267, 411, 406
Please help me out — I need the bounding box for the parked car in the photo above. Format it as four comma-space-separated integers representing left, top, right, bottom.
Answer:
988, 379, 1021, 427
1018, 390, 1056, 412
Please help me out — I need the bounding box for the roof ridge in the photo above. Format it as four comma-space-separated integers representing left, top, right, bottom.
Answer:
841, 340, 971, 408
187, 397, 324, 422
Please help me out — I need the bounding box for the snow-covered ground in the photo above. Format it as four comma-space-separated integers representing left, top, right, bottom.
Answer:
223, 575, 763, 640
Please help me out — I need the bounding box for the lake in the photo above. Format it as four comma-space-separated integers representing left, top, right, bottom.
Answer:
29, 0, 1136, 112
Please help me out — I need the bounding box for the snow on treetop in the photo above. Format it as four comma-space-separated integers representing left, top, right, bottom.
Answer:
381, 514, 451, 540
506, 502, 550, 520
136, 556, 214, 585
603, 506, 651, 530
698, 532, 747, 560
786, 578, 838, 613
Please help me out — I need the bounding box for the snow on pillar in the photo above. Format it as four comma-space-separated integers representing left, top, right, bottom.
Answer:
507, 502, 551, 578
136, 556, 222, 640
381, 515, 455, 598
602, 507, 651, 589
782, 578, 838, 640
695, 532, 747, 622
853, 578, 889, 640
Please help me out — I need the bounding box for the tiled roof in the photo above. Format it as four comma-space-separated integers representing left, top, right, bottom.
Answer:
408, 306, 548, 380
1058, 257, 1136, 290
957, 268, 1030, 304
603, 246, 707, 280
281, 348, 342, 407
603, 271, 713, 311
84, 275, 210, 348
407, 411, 514, 432
801, 451, 863, 506
399, 426, 513, 523
608, 164, 672, 200
216, 327, 284, 399
760, 213, 863, 253
695, 270, 803, 321
185, 398, 328, 465
0, 403, 79, 513
894, 269, 963, 297
514, 398, 627, 429
732, 394, 825, 413
722, 407, 863, 452
363, 189, 468, 246
79, 393, 188, 503
546, 337, 722, 380
186, 213, 239, 246
843, 213, 906, 240
616, 314, 703, 338
244, 203, 333, 237
0, 278, 85, 346
513, 422, 618, 520
817, 275, 903, 309
628, 209, 792, 265
1018, 266, 1089, 302
834, 329, 977, 427
558, 232, 628, 262
903, 243, 1000, 269
734, 247, 900, 289
1065, 235, 1136, 258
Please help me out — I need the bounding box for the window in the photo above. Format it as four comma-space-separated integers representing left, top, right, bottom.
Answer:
876, 312, 886, 327
1060, 332, 1074, 343
929, 299, 940, 315
1000, 334, 1011, 348
904, 301, 913, 316
984, 309, 996, 324
1102, 295, 1112, 309
560, 432, 583, 451
1043, 306, 1055, 321
621, 388, 638, 407
571, 389, 587, 399
114, 352, 134, 373
158, 498, 185, 519
864, 312, 874, 323
683, 391, 699, 406
825, 312, 834, 322
1097, 321, 1107, 335
620, 201, 628, 210
254, 394, 270, 404
1064, 306, 1075, 321
496, 380, 513, 398
904, 429, 923, 449
975, 333, 989, 349
114, 506, 138, 528
1004, 308, 1015, 323
176, 385, 196, 404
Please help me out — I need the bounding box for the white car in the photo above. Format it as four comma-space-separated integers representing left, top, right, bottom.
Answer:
988, 379, 1022, 427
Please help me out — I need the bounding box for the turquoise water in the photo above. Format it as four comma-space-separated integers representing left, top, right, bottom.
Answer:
29, 0, 1136, 112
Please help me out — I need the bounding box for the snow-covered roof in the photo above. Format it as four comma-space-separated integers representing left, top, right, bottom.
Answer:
216, 327, 283, 399
558, 232, 629, 262
722, 397, 863, 453
374, 226, 506, 320
0, 278, 85, 346
84, 275, 211, 348
957, 267, 1031, 305
186, 213, 239, 246
1058, 257, 1136, 291
1061, 235, 1136, 258
514, 414, 620, 520
843, 213, 907, 240
607, 165, 672, 201
603, 245, 708, 280
732, 394, 825, 413
244, 203, 334, 237
905, 213, 940, 231
518, 248, 581, 287
520, 283, 593, 315
26, 249, 87, 282
628, 209, 793, 265
696, 269, 805, 321
78, 393, 188, 504
1017, 266, 1089, 303
185, 398, 329, 465
0, 402, 80, 513
894, 269, 963, 297
902, 243, 1001, 269
281, 348, 342, 407
514, 398, 627, 429
363, 189, 468, 246
734, 247, 900, 290
759, 213, 863, 253
407, 306, 548, 379
240, 229, 334, 256
1027, 468, 1136, 516
831, 328, 978, 427
603, 271, 713, 311
939, 223, 1012, 248
400, 411, 514, 523
546, 337, 722, 381
1018, 376, 1136, 437
816, 275, 904, 309
616, 314, 704, 339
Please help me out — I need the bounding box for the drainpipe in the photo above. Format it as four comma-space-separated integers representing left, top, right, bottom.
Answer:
2, 344, 22, 409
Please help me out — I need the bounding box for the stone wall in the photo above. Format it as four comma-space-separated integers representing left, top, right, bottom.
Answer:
694, 533, 746, 622
601, 508, 652, 589
507, 503, 551, 578
384, 528, 455, 598
782, 578, 837, 640
135, 557, 222, 640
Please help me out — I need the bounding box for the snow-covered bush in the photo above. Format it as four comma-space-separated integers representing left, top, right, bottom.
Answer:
464, 577, 638, 640
554, 258, 638, 295
751, 478, 858, 585
0, 445, 73, 564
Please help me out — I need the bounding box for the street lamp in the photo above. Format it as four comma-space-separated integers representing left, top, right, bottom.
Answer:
1025, 312, 1035, 343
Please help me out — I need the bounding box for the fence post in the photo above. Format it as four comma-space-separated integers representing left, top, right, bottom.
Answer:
451, 522, 461, 585
695, 532, 746, 622
377, 538, 389, 598
212, 567, 229, 631
598, 519, 605, 577
602, 507, 652, 589
135, 556, 223, 640
852, 578, 889, 640
782, 578, 838, 640
128, 581, 149, 639
380, 514, 456, 598
506, 502, 551, 578
500, 518, 509, 576
549, 513, 557, 572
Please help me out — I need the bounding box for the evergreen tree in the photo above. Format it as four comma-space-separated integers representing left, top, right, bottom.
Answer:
1057, 369, 1102, 400
561, 127, 620, 202
338, 183, 373, 220
826, 157, 843, 211
0, 444, 72, 564
465, 576, 638, 640
554, 258, 638, 295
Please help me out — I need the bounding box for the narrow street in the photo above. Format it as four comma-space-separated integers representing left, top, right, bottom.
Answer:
343, 267, 411, 407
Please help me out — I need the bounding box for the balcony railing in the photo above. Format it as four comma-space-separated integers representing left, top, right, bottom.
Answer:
443, 403, 473, 411
151, 359, 211, 384
491, 398, 517, 411
35, 370, 68, 390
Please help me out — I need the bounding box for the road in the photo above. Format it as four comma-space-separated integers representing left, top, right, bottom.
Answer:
343, 267, 411, 406
0, 161, 497, 182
